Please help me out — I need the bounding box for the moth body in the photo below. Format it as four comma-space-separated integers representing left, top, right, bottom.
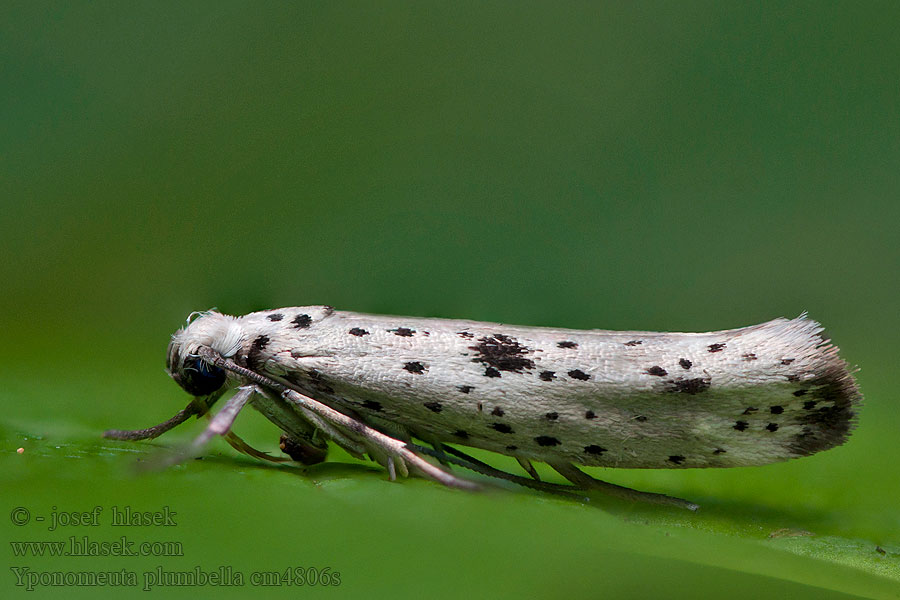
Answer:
165, 307, 859, 471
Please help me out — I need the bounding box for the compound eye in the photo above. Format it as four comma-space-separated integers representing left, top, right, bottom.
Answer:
178, 357, 226, 396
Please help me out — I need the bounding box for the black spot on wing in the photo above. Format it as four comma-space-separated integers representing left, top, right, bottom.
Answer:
713, 448, 727, 454
679, 358, 692, 369
793, 389, 808, 397
404, 361, 427, 374
491, 423, 513, 434
246, 335, 270, 371
557, 341, 578, 349
505, 445, 518, 451
770, 405, 784, 414
708, 342, 726, 352
624, 340, 642, 346
491, 407, 504, 417
781, 358, 795, 365
423, 401, 442, 413
584, 410, 596, 419
766, 423, 779, 432
733, 421, 749, 431
362, 400, 382, 412
534, 435, 560, 447
390, 327, 415, 337
348, 327, 369, 336
453, 430, 469, 439
539, 370, 556, 381
457, 385, 474, 394
267, 313, 284, 322
742, 407, 758, 415
484, 367, 501, 378
469, 334, 535, 374
457, 331, 474, 339
666, 377, 710, 394
584, 445, 606, 455
742, 353, 757, 360
292, 314, 312, 328
668, 455, 685, 465
645, 366, 667, 377
568, 369, 590, 381
544, 412, 558, 421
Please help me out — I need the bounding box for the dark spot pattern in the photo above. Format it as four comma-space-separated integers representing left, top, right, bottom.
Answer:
423, 402, 442, 413
742, 353, 757, 360
585, 410, 596, 419
781, 358, 795, 365
544, 412, 559, 421
506, 445, 518, 451
267, 313, 283, 322
457, 385, 474, 394
646, 366, 668, 377
539, 370, 556, 381
404, 361, 426, 374
667, 377, 710, 394
391, 327, 415, 337
793, 389, 808, 397
584, 445, 606, 455
484, 367, 501, 378
803, 400, 819, 410
457, 331, 474, 339
679, 358, 692, 369
557, 341, 578, 349
535, 435, 561, 447
742, 407, 758, 415
470, 334, 535, 374
568, 369, 590, 381
491, 407, 504, 417
453, 430, 469, 439
668, 455, 686, 465
733, 421, 749, 431
766, 423, 779, 432
477, 402, 483, 412
635, 415, 647, 422
292, 314, 312, 328
348, 327, 369, 337
246, 335, 270, 370
770, 405, 784, 414
713, 448, 727, 454
362, 400, 382, 412
491, 423, 513, 434
624, 340, 642, 346
708, 342, 726, 353
787, 374, 800, 382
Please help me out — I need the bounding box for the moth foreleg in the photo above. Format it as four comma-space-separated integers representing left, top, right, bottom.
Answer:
141, 385, 256, 470
549, 462, 699, 511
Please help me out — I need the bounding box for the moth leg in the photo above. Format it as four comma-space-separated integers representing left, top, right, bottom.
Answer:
416, 444, 588, 500
143, 385, 256, 469
218, 424, 292, 463
201, 348, 479, 490
550, 462, 699, 511
516, 457, 541, 481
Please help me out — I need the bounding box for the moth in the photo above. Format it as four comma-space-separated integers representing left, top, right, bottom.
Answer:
105, 306, 860, 510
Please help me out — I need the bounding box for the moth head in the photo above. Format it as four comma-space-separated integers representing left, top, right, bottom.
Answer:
165, 311, 244, 401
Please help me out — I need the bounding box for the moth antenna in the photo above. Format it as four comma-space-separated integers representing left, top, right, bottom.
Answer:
103, 401, 200, 440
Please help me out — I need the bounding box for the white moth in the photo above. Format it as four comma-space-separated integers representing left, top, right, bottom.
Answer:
105, 306, 860, 510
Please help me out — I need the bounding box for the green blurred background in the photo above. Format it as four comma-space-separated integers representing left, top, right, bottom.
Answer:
2, 2, 898, 598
